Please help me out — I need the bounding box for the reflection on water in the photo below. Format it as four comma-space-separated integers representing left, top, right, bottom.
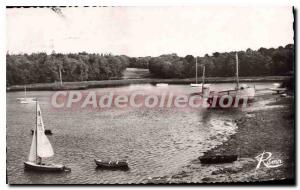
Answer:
6, 83, 274, 184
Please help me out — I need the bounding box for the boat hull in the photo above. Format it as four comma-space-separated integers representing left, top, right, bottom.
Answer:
17, 98, 36, 104
190, 83, 211, 87
24, 161, 65, 172
94, 159, 129, 170
156, 83, 168, 87
199, 155, 238, 164
207, 87, 255, 108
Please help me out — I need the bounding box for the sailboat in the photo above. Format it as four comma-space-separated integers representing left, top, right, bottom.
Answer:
206, 52, 255, 107
24, 100, 69, 172
17, 86, 35, 104
190, 58, 211, 88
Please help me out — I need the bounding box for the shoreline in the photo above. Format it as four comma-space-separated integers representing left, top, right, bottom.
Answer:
147, 94, 295, 184
6, 75, 291, 92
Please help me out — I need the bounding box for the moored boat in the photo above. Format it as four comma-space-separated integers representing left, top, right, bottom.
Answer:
206, 53, 255, 108
191, 57, 211, 89
17, 86, 36, 104
199, 155, 238, 164
94, 159, 129, 170
156, 83, 168, 87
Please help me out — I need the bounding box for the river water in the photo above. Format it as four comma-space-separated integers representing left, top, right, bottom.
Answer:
6, 83, 274, 184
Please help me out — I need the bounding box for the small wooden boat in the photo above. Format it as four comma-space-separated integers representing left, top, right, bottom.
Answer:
24, 100, 70, 172
94, 159, 129, 170
199, 155, 238, 164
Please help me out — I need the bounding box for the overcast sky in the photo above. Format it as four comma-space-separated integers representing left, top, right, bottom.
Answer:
6, 6, 294, 57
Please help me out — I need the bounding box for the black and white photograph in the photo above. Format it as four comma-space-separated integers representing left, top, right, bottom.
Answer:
5, 4, 295, 185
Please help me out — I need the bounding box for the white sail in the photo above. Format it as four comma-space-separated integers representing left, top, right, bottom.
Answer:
28, 102, 54, 162
28, 130, 37, 162
36, 103, 54, 158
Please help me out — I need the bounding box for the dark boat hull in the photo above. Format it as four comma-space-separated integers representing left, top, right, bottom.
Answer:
94, 159, 129, 170
24, 161, 66, 172
199, 155, 238, 164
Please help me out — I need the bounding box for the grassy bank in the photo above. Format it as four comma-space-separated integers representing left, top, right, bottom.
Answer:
7, 76, 291, 92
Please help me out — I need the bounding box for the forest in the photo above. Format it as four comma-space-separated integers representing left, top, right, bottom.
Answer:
146, 44, 294, 78
6, 52, 129, 86
6, 44, 294, 86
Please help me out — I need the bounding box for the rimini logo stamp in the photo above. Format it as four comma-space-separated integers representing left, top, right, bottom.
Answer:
255, 151, 283, 170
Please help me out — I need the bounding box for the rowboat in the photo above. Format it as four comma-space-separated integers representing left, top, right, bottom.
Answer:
199, 155, 238, 164
94, 159, 129, 170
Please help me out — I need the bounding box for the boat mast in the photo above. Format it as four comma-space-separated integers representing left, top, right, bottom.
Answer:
236, 52, 239, 90
195, 57, 198, 84
24, 86, 27, 98
59, 66, 63, 86
35, 100, 38, 164
202, 65, 205, 93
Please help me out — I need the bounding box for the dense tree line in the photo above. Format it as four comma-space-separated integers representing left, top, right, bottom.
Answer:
148, 44, 294, 78
128, 57, 151, 68
6, 44, 294, 86
7, 52, 129, 85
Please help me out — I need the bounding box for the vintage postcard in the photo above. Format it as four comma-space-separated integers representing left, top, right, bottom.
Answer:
6, 6, 295, 184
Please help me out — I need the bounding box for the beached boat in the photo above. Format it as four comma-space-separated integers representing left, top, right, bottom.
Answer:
17, 86, 36, 104
207, 53, 255, 107
94, 159, 129, 170
24, 100, 70, 172
199, 155, 238, 164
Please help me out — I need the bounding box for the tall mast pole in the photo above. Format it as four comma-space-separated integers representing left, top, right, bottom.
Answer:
35, 100, 38, 164
24, 85, 27, 98
59, 66, 63, 86
236, 52, 239, 90
202, 66, 205, 93
195, 57, 198, 84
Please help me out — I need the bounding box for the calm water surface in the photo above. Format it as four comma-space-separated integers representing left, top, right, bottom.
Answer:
7, 83, 274, 184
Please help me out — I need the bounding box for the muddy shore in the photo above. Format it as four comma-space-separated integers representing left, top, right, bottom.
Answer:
147, 94, 295, 184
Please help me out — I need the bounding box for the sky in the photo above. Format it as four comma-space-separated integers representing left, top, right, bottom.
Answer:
6, 6, 294, 57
